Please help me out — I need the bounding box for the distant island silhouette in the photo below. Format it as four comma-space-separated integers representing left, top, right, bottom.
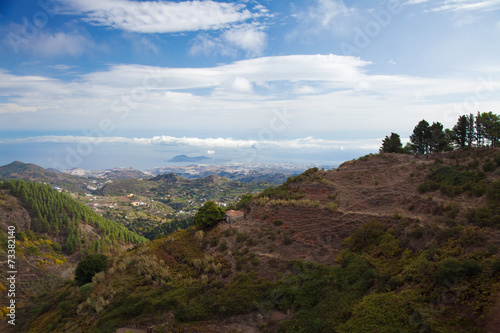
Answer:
166, 155, 212, 163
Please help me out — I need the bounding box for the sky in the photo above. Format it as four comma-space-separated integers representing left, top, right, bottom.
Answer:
0, 0, 500, 170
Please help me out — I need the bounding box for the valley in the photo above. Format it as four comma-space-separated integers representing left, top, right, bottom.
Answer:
1, 148, 500, 332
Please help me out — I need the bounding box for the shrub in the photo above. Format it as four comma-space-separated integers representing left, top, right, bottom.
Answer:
193, 201, 225, 229
236, 194, 253, 209
483, 159, 496, 172
273, 220, 283, 226
344, 220, 385, 252
328, 202, 338, 213
236, 232, 248, 243
75, 254, 108, 285
251, 257, 260, 266
461, 259, 482, 277
79, 283, 94, 298
246, 238, 257, 247
434, 258, 461, 284
209, 236, 219, 247
493, 260, 500, 273
218, 240, 228, 252
418, 181, 440, 193
283, 236, 293, 245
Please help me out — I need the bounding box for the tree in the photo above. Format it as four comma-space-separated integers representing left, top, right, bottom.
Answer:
477, 111, 500, 147
452, 115, 474, 148
193, 201, 225, 229
429, 122, 447, 152
75, 254, 108, 285
236, 194, 254, 210
476, 112, 486, 147
410, 120, 431, 154
380, 133, 403, 153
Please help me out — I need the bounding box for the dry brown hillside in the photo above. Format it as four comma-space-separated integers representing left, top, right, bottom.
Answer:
204, 149, 500, 276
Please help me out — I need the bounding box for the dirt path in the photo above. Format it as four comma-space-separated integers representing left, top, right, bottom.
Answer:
62, 267, 75, 279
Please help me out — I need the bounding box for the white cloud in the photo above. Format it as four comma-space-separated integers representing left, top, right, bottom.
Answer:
222, 24, 267, 56
63, 0, 256, 33
0, 103, 38, 114
294, 85, 318, 95
189, 24, 268, 57
405, 0, 431, 4
428, 0, 500, 12
3, 135, 381, 151
3, 25, 94, 57
189, 33, 231, 57
35, 31, 94, 56
223, 76, 253, 93
291, 0, 356, 37
1, 54, 499, 137
48, 64, 77, 70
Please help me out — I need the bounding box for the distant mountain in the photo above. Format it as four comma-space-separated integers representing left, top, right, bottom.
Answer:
150, 173, 182, 184
0, 161, 94, 193
166, 155, 212, 163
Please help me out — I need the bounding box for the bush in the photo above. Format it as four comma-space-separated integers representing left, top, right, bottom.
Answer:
461, 259, 482, 277
218, 240, 228, 252
283, 236, 293, 245
344, 220, 385, 252
193, 201, 225, 229
273, 220, 283, 226
79, 283, 94, 297
493, 260, 500, 273
75, 254, 108, 285
434, 258, 461, 285
236, 194, 253, 210
209, 236, 219, 247
483, 159, 496, 172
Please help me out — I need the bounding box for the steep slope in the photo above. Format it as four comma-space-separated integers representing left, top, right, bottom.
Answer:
11, 148, 500, 333
0, 180, 148, 329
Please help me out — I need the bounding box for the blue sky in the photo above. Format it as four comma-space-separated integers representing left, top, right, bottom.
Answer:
1, 0, 500, 169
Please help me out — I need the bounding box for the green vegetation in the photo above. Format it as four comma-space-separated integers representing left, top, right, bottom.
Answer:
0, 180, 147, 255
193, 201, 225, 229
18, 201, 500, 333
259, 184, 305, 201
380, 132, 407, 154
75, 254, 108, 285
382, 111, 500, 155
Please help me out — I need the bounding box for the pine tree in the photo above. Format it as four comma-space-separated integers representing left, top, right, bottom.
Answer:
380, 133, 404, 153
410, 120, 431, 154
453, 115, 469, 148
429, 122, 447, 152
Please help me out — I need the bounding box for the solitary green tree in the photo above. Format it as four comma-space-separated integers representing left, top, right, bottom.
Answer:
380, 133, 403, 153
193, 201, 225, 229
75, 254, 108, 285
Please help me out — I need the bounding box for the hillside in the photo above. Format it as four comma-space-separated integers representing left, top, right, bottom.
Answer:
7, 148, 500, 332
0, 161, 97, 193
0, 180, 148, 330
